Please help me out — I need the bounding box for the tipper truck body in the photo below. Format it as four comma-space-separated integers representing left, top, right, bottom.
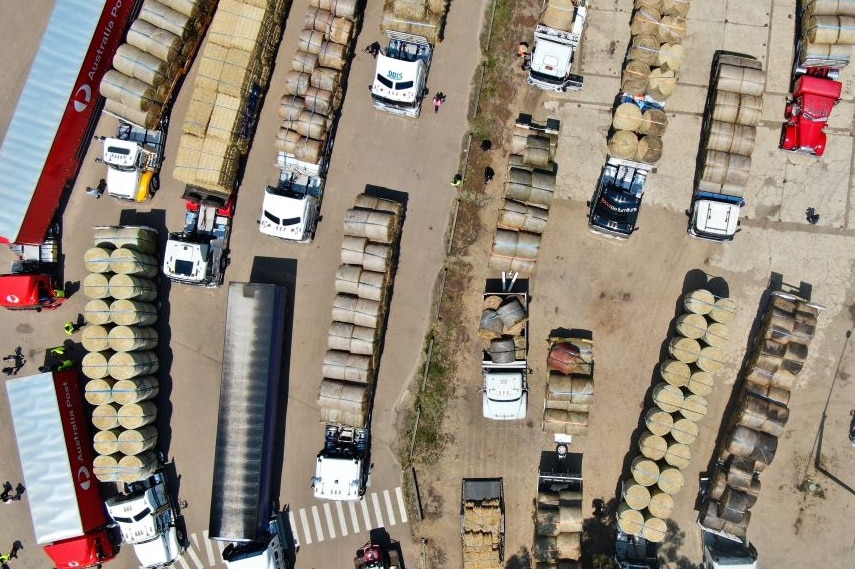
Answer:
480, 278, 529, 420
461, 478, 505, 569
528, 0, 589, 91
689, 53, 765, 242
6, 371, 119, 569
210, 282, 290, 569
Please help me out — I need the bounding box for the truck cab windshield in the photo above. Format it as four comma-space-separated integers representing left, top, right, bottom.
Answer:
263, 210, 301, 227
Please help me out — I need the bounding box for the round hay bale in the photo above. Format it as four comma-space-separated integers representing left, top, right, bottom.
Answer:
542, 409, 589, 435
613, 103, 644, 130
635, 135, 663, 163
92, 403, 122, 430
804, 15, 855, 44
126, 19, 181, 64
285, 71, 311, 96
697, 346, 725, 373
85, 378, 116, 405
657, 467, 684, 494
645, 408, 674, 436
108, 326, 158, 352
617, 503, 645, 535
108, 274, 158, 301
305, 87, 336, 115
707, 121, 757, 156
664, 442, 692, 469
84, 247, 113, 273
642, 515, 668, 542
138, 0, 192, 38
671, 417, 699, 444
676, 313, 707, 339
279, 96, 305, 121
680, 394, 708, 421
83, 273, 111, 299
609, 130, 640, 160
488, 339, 517, 366
653, 382, 684, 413
292, 50, 319, 74
101, 70, 162, 111
624, 481, 652, 510
687, 370, 715, 396
93, 429, 123, 456
647, 68, 677, 100
93, 454, 122, 482
117, 401, 158, 429
113, 44, 170, 87
523, 147, 552, 169
647, 490, 675, 519
323, 350, 374, 383
631, 8, 662, 36
660, 359, 690, 387
118, 452, 158, 483
498, 200, 550, 234
622, 60, 651, 95
661, 0, 690, 17
703, 322, 730, 347
82, 350, 113, 379
629, 34, 661, 65
635, 0, 662, 8
639, 108, 668, 136
557, 532, 581, 560
712, 91, 763, 126
717, 63, 767, 96
710, 297, 737, 324
82, 325, 112, 353
639, 431, 668, 460
318, 41, 348, 70
85, 299, 113, 326
684, 289, 715, 314
112, 376, 160, 405
631, 456, 660, 486
669, 336, 701, 363
110, 248, 158, 277
118, 426, 159, 455
658, 42, 686, 72
108, 351, 159, 380
311, 66, 341, 91
658, 15, 687, 43
343, 208, 397, 243
299, 30, 325, 55
110, 299, 158, 326
329, 16, 355, 44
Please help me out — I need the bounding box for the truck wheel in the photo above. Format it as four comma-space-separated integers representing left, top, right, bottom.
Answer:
151, 174, 161, 193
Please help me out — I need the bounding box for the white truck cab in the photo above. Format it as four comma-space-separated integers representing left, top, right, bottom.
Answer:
105, 472, 184, 569
260, 154, 323, 242
96, 123, 164, 202
222, 512, 290, 569
371, 32, 433, 117
312, 425, 369, 501
702, 531, 757, 569
528, 0, 588, 91
688, 191, 744, 242
482, 372, 528, 420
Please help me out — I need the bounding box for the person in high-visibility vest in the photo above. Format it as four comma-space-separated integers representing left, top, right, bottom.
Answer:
57, 359, 74, 371
64, 321, 80, 335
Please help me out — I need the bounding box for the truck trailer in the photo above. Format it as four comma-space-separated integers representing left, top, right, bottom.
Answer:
0, 223, 65, 311
528, 0, 589, 91
0, 0, 137, 245
6, 371, 119, 569
461, 478, 505, 569
480, 277, 529, 420
105, 469, 185, 569
209, 282, 290, 569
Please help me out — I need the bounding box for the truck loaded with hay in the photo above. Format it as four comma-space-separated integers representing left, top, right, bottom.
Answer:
166, 0, 289, 286
532, 445, 584, 567
478, 277, 529, 421
261, 0, 364, 243
313, 194, 405, 501
461, 478, 505, 569
6, 370, 120, 569
688, 52, 765, 242
369, 0, 448, 117
527, 0, 589, 92
97, 0, 217, 203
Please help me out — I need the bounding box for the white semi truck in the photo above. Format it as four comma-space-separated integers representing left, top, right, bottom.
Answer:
701, 531, 757, 569
313, 425, 370, 501
528, 0, 589, 92
210, 282, 291, 569
96, 123, 165, 203
480, 275, 529, 420
105, 470, 184, 569
371, 31, 434, 117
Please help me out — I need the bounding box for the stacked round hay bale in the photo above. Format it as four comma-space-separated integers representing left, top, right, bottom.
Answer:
609, 97, 668, 165
380, 0, 448, 45
83, 227, 161, 483
798, 1, 855, 68
490, 122, 560, 275
700, 293, 821, 538
697, 54, 765, 202
542, 338, 594, 435
101, 0, 217, 129
533, 469, 584, 566
174, 0, 290, 194
616, 288, 738, 539
319, 194, 404, 427
276, 0, 363, 164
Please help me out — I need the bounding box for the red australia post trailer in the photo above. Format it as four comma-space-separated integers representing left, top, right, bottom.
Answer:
6, 371, 119, 568
0, 0, 137, 245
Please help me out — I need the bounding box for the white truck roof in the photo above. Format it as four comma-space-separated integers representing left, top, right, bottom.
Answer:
372, 55, 423, 104
692, 199, 741, 238
6, 373, 94, 544
133, 529, 182, 569
163, 239, 210, 283
313, 456, 363, 501
482, 372, 527, 420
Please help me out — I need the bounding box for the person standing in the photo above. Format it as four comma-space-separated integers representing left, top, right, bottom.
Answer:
433, 92, 446, 113
64, 321, 80, 335
484, 167, 495, 185
450, 173, 463, 188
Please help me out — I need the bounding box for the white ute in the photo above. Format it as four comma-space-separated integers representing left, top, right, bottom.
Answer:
105, 471, 184, 569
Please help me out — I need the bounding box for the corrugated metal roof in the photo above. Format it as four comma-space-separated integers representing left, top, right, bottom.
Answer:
0, 0, 106, 241
7, 373, 84, 544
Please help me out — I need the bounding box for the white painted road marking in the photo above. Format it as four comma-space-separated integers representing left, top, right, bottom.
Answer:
289, 510, 300, 547
371, 492, 384, 528
396, 486, 408, 523
300, 508, 313, 545
186, 541, 205, 569
323, 502, 337, 539
335, 500, 349, 537
383, 489, 396, 526
176, 554, 191, 569
360, 497, 371, 530
348, 500, 360, 533
311, 505, 325, 542
203, 530, 216, 565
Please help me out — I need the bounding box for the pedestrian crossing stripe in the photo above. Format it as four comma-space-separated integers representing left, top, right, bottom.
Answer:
153, 487, 408, 569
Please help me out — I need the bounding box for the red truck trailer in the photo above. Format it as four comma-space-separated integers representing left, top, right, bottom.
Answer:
6, 371, 119, 568
0, 0, 138, 245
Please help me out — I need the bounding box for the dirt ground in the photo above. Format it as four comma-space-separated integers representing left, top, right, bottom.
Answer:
404, 1, 855, 568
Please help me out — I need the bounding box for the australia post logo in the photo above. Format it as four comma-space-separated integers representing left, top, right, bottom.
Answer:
73, 85, 92, 113
72, 0, 124, 113
77, 466, 92, 491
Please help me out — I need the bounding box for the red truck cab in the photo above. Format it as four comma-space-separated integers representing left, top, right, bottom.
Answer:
781, 73, 842, 157
0, 273, 65, 311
